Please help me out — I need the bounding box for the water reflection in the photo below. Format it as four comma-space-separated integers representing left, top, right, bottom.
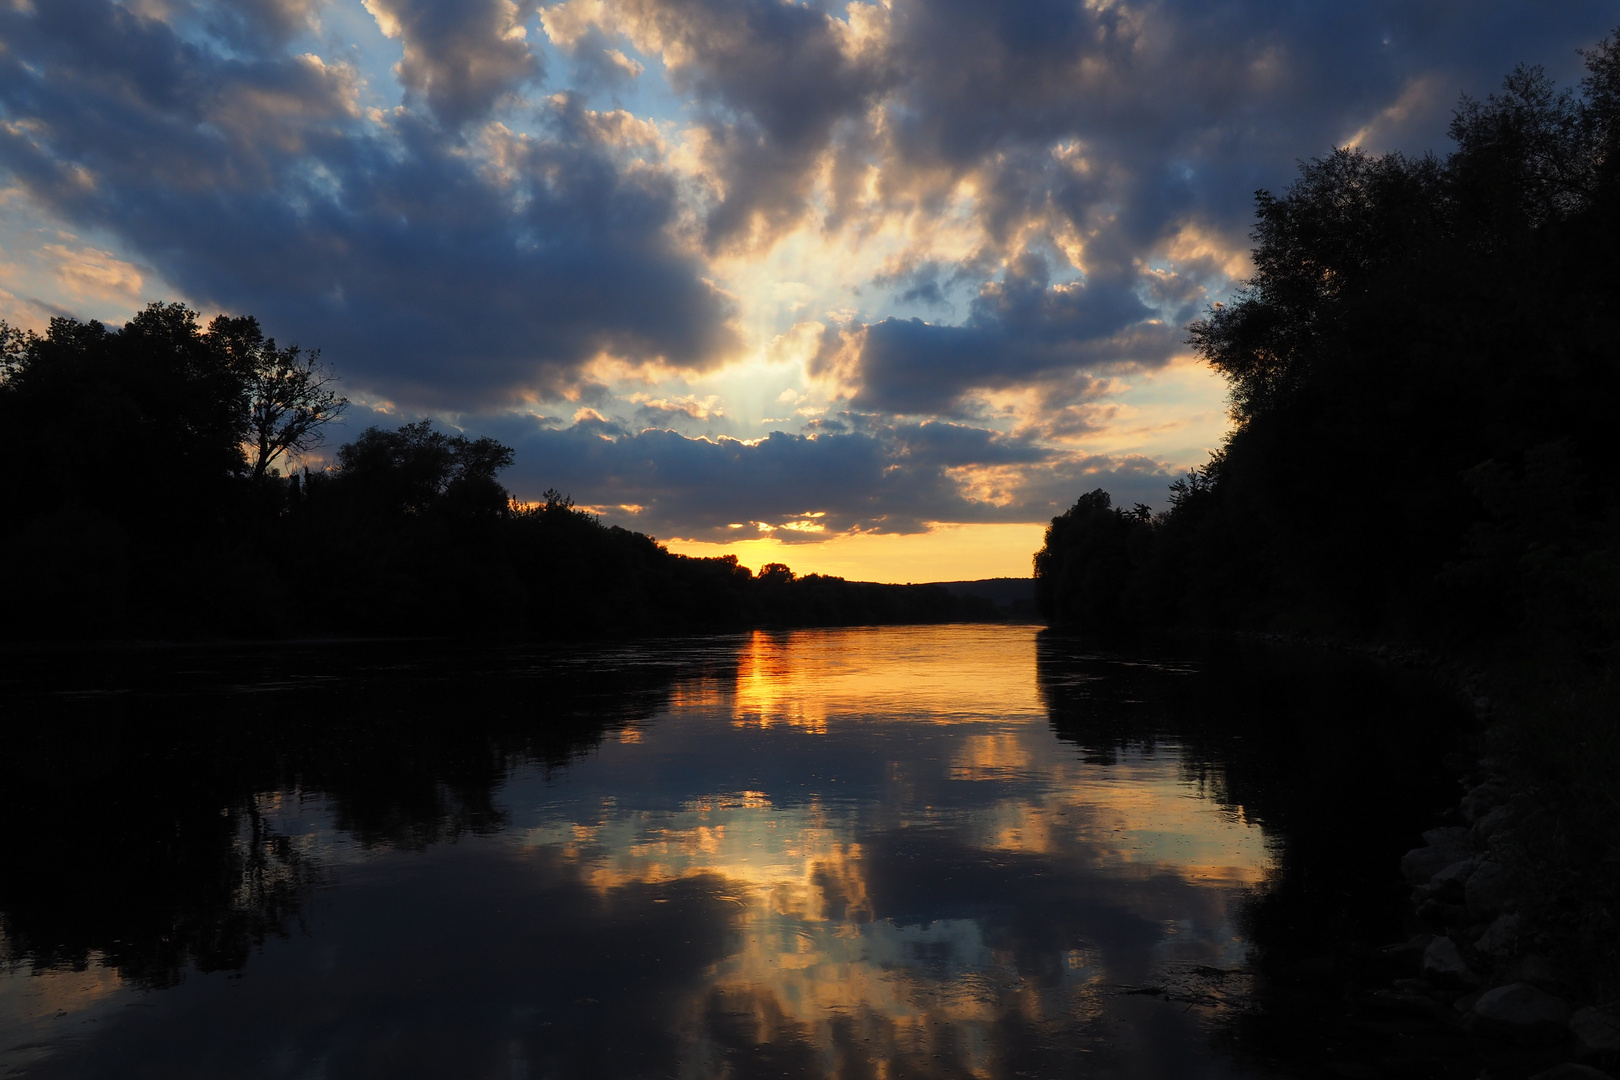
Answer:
0, 627, 1460, 1078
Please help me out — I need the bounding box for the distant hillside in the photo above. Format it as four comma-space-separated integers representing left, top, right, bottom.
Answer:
929, 578, 1037, 619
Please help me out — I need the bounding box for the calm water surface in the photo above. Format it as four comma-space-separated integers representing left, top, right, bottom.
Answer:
0, 626, 1460, 1079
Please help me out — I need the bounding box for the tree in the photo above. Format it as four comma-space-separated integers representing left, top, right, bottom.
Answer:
1033, 489, 1154, 631
0, 304, 252, 525
0, 320, 24, 383
334, 421, 515, 518
208, 315, 347, 481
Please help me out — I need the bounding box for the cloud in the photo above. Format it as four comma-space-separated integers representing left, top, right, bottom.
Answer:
0, 0, 741, 410
814, 253, 1177, 416
205, 0, 328, 49
363, 0, 540, 127
35, 241, 143, 304
556, 0, 894, 251
537, 0, 1615, 422
2, 0, 1615, 547
630, 393, 727, 433
488, 411, 1175, 540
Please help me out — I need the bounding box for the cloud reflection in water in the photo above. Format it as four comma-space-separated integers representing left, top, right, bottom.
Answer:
0, 626, 1282, 1079
510, 625, 1269, 1078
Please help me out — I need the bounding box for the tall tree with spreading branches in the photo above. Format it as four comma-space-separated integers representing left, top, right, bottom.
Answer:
209, 315, 348, 481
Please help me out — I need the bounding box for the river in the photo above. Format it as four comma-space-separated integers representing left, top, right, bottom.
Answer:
0, 625, 1465, 1078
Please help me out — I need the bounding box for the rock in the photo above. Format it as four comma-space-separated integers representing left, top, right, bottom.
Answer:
1471, 982, 1572, 1042
1509, 954, 1560, 987
1529, 1065, 1613, 1080
1424, 825, 1471, 853
1476, 803, 1515, 840
1404, 846, 1454, 885
1416, 898, 1467, 925
1368, 987, 1456, 1023
1475, 913, 1522, 957
1467, 861, 1511, 920
1571, 1007, 1620, 1059
1422, 936, 1479, 988
1403, 829, 1472, 886
1461, 782, 1506, 821
1418, 858, 1478, 902
1378, 935, 1431, 976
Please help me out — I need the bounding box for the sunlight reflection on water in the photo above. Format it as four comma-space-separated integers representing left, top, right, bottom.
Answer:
501, 626, 1267, 1078
0, 625, 1285, 1080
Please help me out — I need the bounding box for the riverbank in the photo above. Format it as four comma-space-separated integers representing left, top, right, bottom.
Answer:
1219, 629, 1619, 1078
1387, 662, 1619, 1077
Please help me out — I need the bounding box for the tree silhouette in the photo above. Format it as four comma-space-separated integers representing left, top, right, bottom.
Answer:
1039, 30, 1620, 642
209, 314, 348, 481
333, 420, 516, 518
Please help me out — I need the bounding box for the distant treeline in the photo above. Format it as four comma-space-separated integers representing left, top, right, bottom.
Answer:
1036, 40, 1620, 657
0, 308, 995, 640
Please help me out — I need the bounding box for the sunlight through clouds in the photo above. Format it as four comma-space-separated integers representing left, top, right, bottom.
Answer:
2, 0, 1613, 576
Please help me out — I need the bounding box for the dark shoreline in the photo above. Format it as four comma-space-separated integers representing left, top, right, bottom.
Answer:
1189, 628, 1618, 1079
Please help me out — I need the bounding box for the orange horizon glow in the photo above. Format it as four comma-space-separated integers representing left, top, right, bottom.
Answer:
663, 521, 1048, 584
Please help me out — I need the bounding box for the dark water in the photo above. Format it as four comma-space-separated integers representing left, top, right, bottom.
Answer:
0, 626, 1465, 1079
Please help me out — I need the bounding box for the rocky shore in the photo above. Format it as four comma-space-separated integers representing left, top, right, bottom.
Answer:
1216, 632, 1617, 1078
1378, 757, 1619, 1079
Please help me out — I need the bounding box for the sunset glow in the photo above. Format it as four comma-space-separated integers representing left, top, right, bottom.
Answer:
0, 0, 1609, 579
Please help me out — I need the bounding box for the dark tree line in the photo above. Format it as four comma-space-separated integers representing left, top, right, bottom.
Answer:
0, 307, 994, 640
1037, 37, 1620, 654
1034, 35, 1620, 996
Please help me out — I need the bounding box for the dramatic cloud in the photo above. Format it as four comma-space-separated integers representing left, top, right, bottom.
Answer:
1, 0, 1613, 561
480, 412, 1176, 541
812, 253, 1177, 416
549, 0, 893, 250
363, 0, 540, 126
0, 0, 739, 410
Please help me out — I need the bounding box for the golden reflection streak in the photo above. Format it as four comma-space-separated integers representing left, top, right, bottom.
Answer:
676, 627, 1050, 728
520, 628, 1273, 1072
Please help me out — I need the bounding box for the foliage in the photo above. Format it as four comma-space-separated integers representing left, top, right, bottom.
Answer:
332, 420, 514, 518
1039, 33, 1620, 648
209, 314, 347, 481
0, 303, 356, 637
0, 319, 999, 638
1034, 31, 1620, 998
1033, 490, 1152, 632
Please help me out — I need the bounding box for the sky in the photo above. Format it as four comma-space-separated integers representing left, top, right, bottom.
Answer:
0, 0, 1614, 581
